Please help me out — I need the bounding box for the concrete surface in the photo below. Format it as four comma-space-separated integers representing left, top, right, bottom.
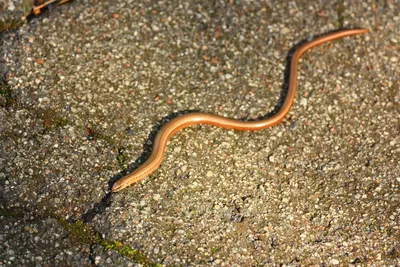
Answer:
0, 0, 399, 265
0, 0, 32, 32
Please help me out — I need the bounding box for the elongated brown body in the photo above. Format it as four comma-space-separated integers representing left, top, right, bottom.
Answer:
112, 29, 369, 192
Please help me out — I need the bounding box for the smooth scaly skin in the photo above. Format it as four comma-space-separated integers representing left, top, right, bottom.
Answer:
112, 29, 369, 192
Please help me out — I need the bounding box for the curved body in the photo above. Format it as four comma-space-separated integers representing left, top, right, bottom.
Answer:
112, 29, 369, 192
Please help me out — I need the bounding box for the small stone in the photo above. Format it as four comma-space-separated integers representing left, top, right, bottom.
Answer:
330, 259, 339, 265
300, 98, 307, 106
153, 194, 161, 201
390, 56, 398, 62
224, 74, 233, 80
206, 171, 213, 177
95, 256, 102, 264
8, 2, 15, 11
268, 155, 275, 162
192, 42, 200, 49
281, 27, 290, 34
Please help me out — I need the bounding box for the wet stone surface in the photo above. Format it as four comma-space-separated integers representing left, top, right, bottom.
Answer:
0, 0, 399, 265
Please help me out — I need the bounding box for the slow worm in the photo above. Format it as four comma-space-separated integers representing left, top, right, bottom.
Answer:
112, 29, 368, 192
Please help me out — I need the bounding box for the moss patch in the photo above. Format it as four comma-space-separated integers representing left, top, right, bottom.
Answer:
58, 219, 159, 266
0, 81, 16, 108
0, 207, 24, 217
0, 207, 158, 266
335, 2, 345, 28
116, 148, 127, 168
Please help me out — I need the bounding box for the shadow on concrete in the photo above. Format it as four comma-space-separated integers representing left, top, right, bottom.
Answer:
80, 28, 360, 223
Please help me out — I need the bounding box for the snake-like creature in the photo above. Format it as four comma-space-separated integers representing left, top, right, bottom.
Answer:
112, 29, 369, 192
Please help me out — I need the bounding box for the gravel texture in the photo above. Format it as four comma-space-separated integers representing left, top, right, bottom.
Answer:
1, 0, 399, 265
0, 0, 33, 32
0, 213, 92, 265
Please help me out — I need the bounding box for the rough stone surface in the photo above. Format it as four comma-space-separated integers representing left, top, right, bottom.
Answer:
1, 0, 399, 265
0, 0, 33, 32
0, 214, 91, 265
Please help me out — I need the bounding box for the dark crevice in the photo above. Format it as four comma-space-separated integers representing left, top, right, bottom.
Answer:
79, 110, 204, 224
89, 243, 97, 266
81, 192, 113, 223
58, 217, 155, 265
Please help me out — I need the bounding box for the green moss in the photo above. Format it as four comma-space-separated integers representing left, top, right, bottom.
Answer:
164, 223, 177, 234
84, 124, 115, 144
98, 239, 159, 265
98, 133, 113, 143
53, 117, 71, 128
335, 2, 345, 28
117, 148, 126, 168
59, 219, 98, 244
59, 219, 159, 266
0, 207, 158, 266
0, 86, 11, 97
0, 81, 16, 108
210, 246, 221, 254
0, 207, 24, 217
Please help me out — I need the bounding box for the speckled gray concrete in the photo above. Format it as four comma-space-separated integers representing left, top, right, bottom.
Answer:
1, 214, 91, 265
1, 0, 399, 265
